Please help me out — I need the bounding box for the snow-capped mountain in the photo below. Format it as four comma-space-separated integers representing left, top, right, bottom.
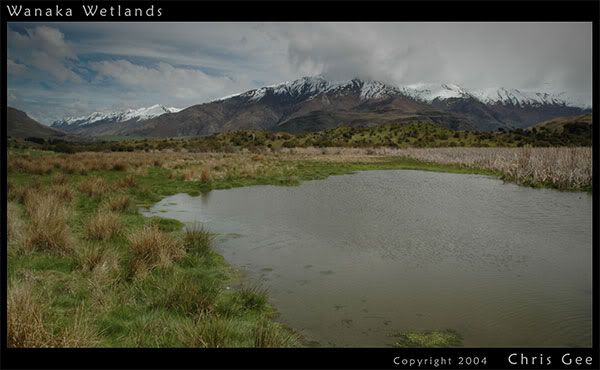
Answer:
214, 76, 589, 109
403, 83, 589, 109
52, 104, 181, 128
50, 76, 590, 138
218, 76, 405, 104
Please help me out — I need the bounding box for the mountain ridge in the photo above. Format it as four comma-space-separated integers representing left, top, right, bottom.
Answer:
50, 76, 591, 137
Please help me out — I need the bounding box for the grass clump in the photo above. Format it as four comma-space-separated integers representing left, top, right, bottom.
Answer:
143, 270, 220, 315
85, 212, 122, 241
8, 202, 24, 246
253, 320, 301, 348
78, 176, 109, 197
50, 184, 75, 202
193, 317, 238, 348
237, 284, 269, 311
7, 280, 52, 347
115, 174, 137, 188
184, 223, 214, 255
128, 225, 185, 276
103, 194, 131, 212
391, 329, 463, 348
23, 191, 73, 254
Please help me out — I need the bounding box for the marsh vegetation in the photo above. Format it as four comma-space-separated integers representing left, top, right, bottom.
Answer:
6, 141, 592, 347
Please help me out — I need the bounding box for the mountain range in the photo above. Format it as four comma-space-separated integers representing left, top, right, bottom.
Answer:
7, 107, 66, 139
40, 76, 591, 137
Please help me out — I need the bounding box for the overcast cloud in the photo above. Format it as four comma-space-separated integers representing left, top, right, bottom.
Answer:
7, 22, 592, 124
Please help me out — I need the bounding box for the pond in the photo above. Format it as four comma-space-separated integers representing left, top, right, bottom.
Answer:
141, 170, 592, 347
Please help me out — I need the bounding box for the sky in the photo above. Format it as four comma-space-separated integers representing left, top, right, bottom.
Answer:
7, 22, 592, 125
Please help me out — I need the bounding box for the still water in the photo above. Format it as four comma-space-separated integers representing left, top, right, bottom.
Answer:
142, 170, 592, 347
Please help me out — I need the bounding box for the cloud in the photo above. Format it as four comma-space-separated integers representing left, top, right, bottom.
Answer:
7, 59, 27, 76
8, 25, 80, 82
7, 22, 592, 124
89, 59, 256, 102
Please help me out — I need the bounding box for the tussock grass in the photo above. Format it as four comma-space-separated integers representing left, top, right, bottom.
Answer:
253, 320, 301, 348
8, 280, 100, 348
144, 270, 219, 315
103, 194, 131, 212
11, 145, 586, 348
49, 183, 74, 202
193, 317, 238, 348
115, 174, 137, 189
392, 329, 463, 348
23, 190, 73, 254
85, 212, 122, 241
50, 173, 69, 186
128, 225, 185, 276
7, 280, 52, 347
8, 202, 24, 246
76, 244, 105, 272
78, 176, 109, 197
54, 309, 100, 348
184, 223, 214, 255
237, 284, 269, 311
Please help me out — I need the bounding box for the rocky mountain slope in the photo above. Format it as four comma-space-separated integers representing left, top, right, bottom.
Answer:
51, 77, 590, 137
8, 107, 67, 139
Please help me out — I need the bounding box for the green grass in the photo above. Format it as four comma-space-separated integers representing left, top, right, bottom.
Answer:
10, 149, 538, 348
391, 329, 463, 348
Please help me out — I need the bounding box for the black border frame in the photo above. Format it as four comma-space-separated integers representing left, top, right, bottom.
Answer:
1, 1, 598, 369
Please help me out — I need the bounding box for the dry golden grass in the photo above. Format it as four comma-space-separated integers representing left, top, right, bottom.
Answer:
389, 147, 592, 190
128, 225, 185, 276
8, 280, 100, 348
84, 212, 122, 241
78, 176, 109, 197
8, 146, 592, 190
49, 183, 75, 203
50, 173, 69, 186
23, 190, 73, 254
7, 280, 52, 347
115, 174, 137, 189
103, 194, 131, 212
8, 202, 23, 245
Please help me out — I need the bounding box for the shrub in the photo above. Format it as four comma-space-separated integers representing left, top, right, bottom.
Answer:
128, 225, 185, 276
85, 212, 122, 241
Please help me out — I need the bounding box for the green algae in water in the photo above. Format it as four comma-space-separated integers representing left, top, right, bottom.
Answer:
391, 329, 463, 348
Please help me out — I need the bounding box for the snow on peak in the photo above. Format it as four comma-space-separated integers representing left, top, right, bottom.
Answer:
214, 76, 400, 103
212, 76, 589, 109
53, 105, 181, 127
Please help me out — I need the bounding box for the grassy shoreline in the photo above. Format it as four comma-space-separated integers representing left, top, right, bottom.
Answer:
7, 147, 591, 348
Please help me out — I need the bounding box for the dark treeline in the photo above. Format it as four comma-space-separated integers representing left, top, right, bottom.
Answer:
10, 122, 592, 154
